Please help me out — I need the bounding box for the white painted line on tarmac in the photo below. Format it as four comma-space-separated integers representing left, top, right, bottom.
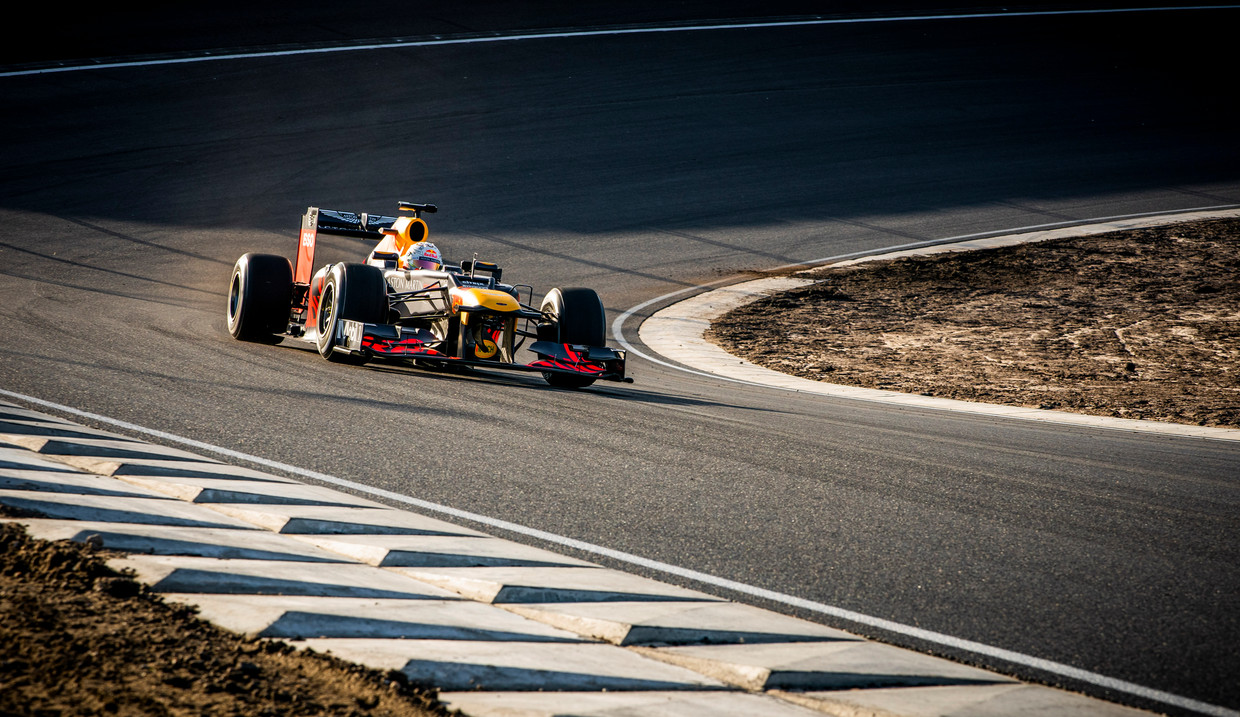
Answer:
614, 205, 1240, 442
3, 6, 1238, 77
0, 388, 1233, 716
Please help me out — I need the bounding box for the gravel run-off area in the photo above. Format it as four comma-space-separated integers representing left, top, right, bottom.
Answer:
708, 218, 1239, 428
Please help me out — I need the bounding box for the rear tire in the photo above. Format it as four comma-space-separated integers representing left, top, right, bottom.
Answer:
316, 263, 388, 363
227, 253, 292, 342
539, 287, 605, 388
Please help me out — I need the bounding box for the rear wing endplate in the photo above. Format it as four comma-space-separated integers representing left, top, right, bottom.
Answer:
294, 206, 404, 285
294, 203, 437, 285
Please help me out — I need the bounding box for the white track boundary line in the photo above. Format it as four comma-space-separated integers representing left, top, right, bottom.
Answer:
3, 5, 1238, 77
0, 387, 1234, 716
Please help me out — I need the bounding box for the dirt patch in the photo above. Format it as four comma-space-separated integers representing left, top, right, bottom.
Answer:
707, 218, 1240, 427
0, 515, 453, 717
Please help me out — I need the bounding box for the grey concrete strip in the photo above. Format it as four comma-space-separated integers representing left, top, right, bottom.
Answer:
0, 445, 86, 473
295, 638, 729, 692
164, 595, 585, 643
0, 417, 138, 441
0, 470, 170, 498
6, 519, 348, 562
0, 405, 88, 424
0, 432, 211, 462
0, 489, 261, 529
440, 690, 827, 716
771, 683, 1156, 717
47, 455, 302, 483
638, 209, 1240, 442
391, 565, 725, 604
111, 474, 386, 507
502, 600, 859, 646
631, 641, 1017, 691
294, 533, 598, 568
111, 554, 462, 600
207, 503, 488, 537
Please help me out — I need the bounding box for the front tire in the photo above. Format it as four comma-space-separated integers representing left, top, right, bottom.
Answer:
539, 287, 605, 388
227, 253, 292, 342
316, 263, 388, 363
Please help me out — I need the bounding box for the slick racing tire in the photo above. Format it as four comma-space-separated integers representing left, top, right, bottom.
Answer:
316, 263, 388, 364
538, 287, 605, 388
227, 253, 293, 342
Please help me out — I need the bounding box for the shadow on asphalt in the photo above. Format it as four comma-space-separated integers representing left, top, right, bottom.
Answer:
358, 360, 795, 415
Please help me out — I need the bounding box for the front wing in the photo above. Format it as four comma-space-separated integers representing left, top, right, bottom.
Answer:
335, 320, 631, 383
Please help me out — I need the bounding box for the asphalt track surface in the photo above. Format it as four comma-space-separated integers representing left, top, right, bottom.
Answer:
2, 4, 1238, 714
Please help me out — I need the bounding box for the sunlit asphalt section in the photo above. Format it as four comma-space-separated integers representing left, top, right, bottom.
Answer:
623, 206, 1240, 443
0, 399, 1190, 716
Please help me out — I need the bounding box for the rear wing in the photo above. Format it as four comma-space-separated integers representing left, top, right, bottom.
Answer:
294, 203, 436, 284
313, 208, 401, 239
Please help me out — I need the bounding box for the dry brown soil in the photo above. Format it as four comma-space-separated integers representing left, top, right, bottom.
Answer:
708, 218, 1239, 428
0, 514, 454, 717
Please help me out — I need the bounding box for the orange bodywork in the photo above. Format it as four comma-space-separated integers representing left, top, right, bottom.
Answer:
375, 215, 430, 258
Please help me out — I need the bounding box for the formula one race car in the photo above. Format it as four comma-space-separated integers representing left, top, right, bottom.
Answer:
226, 202, 629, 387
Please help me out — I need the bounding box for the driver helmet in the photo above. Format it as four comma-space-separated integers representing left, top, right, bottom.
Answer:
400, 242, 443, 271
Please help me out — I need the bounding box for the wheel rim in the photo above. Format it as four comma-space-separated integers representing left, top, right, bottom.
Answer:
318, 284, 335, 336
227, 272, 242, 327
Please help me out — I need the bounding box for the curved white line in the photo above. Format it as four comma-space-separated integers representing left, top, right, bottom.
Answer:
3, 5, 1238, 77
0, 387, 1234, 715
612, 204, 1240, 379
